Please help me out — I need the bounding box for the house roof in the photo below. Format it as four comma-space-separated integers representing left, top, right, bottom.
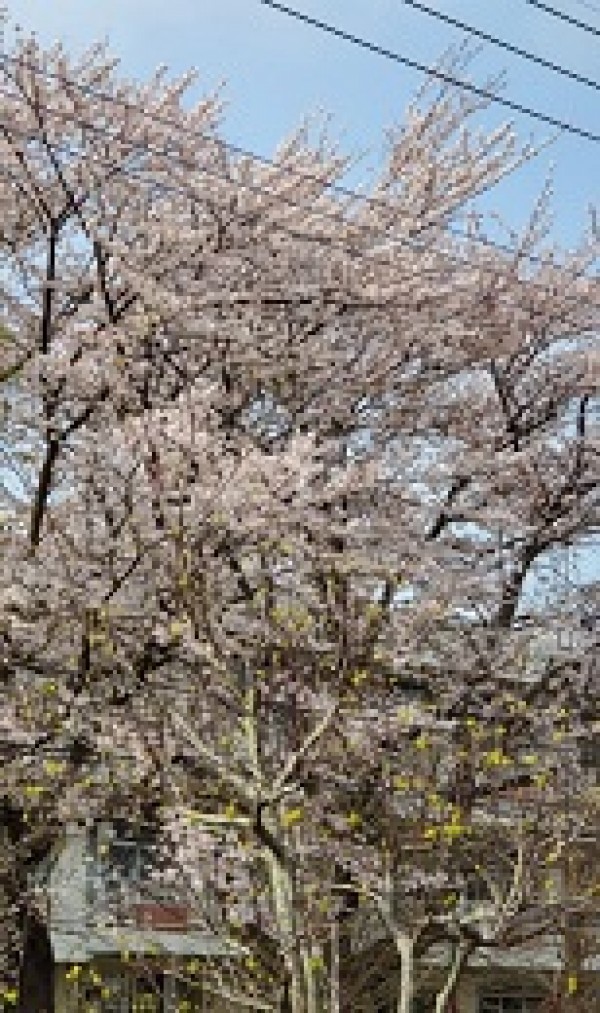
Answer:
51, 928, 240, 962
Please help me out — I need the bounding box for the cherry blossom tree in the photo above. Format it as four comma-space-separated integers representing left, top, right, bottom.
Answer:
1, 14, 598, 1013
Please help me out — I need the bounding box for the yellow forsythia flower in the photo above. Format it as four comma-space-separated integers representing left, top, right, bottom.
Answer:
280, 807, 304, 828
351, 670, 368, 686
567, 974, 578, 995
347, 811, 362, 829
442, 821, 465, 841
482, 749, 511, 768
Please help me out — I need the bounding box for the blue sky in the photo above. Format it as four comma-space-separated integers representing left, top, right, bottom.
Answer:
3, 0, 599, 251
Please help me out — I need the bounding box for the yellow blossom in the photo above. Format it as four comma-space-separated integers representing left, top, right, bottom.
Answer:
169, 620, 186, 638
281, 807, 304, 828
482, 749, 510, 768
351, 670, 368, 686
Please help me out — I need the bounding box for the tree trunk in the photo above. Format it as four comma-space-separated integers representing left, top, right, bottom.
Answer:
434, 940, 470, 1013
300, 945, 318, 1013
19, 910, 54, 1013
266, 847, 324, 1013
268, 851, 306, 1013
395, 934, 414, 1013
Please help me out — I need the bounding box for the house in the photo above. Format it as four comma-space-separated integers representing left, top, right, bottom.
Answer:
33, 819, 241, 1012
33, 817, 599, 1012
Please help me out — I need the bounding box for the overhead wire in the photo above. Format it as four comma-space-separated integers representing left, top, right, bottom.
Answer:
1, 47, 597, 332
398, 0, 600, 92
2, 121, 594, 332
4, 70, 598, 325
524, 0, 600, 36
2, 49, 592, 272
257, 0, 600, 144
1, 112, 515, 283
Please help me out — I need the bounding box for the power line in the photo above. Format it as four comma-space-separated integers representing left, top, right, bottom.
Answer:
2, 124, 593, 331
2, 119, 593, 328
2, 50, 574, 268
257, 0, 600, 144
524, 0, 600, 37
399, 0, 600, 92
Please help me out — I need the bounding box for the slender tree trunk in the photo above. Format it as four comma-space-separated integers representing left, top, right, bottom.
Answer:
330, 920, 340, 1013
268, 851, 307, 1013
395, 934, 415, 1013
267, 850, 325, 1013
434, 940, 470, 1013
19, 910, 54, 1013
300, 945, 318, 1013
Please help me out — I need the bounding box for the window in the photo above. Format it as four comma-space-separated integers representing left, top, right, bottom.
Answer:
86, 820, 164, 918
479, 995, 543, 1013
